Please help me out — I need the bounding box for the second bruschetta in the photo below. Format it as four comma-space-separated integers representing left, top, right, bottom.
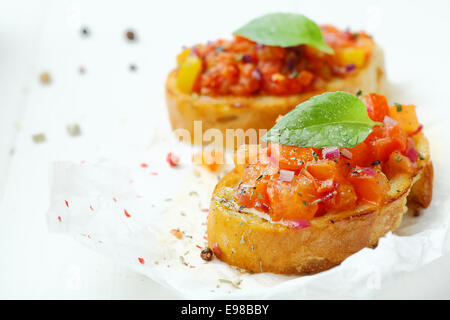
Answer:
166, 13, 386, 146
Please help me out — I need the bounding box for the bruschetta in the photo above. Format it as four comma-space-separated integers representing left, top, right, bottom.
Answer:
206, 92, 432, 274
166, 14, 386, 146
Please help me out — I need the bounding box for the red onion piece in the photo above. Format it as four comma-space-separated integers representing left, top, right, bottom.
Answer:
409, 124, 423, 136
346, 64, 356, 72
361, 167, 377, 176
242, 54, 252, 63
212, 242, 222, 258
383, 116, 398, 127
288, 219, 311, 230
255, 202, 270, 213
406, 147, 419, 163
340, 148, 353, 159
322, 146, 340, 160
251, 68, 262, 81
279, 169, 294, 182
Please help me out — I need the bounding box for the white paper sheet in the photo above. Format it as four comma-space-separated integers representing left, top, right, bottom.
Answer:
47, 124, 450, 299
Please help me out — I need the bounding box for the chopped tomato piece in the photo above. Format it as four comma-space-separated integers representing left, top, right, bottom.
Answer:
345, 142, 372, 167
347, 168, 389, 205
383, 151, 415, 179
235, 180, 270, 211
322, 184, 357, 211
362, 93, 389, 122
316, 179, 335, 194
366, 124, 407, 162
235, 161, 274, 211
388, 104, 420, 134
306, 160, 336, 181
370, 138, 401, 163
267, 174, 319, 221
268, 143, 315, 171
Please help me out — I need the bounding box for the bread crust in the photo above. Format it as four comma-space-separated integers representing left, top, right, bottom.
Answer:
166, 45, 386, 146
207, 132, 433, 275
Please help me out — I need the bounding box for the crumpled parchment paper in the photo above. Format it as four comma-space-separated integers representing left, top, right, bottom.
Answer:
47, 126, 450, 299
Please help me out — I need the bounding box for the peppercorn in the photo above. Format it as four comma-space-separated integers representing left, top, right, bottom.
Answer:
80, 26, 90, 37
129, 63, 137, 72
371, 160, 381, 166
125, 30, 136, 41
200, 248, 213, 261
39, 72, 51, 84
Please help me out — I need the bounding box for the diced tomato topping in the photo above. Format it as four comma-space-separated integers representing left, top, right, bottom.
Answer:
365, 123, 407, 162
306, 160, 336, 181
233, 94, 421, 222
382, 151, 415, 179
178, 27, 374, 96
235, 161, 274, 210
347, 168, 389, 205
267, 173, 319, 221
268, 143, 315, 171
361, 93, 390, 122
388, 104, 420, 134
322, 184, 357, 211
345, 142, 372, 167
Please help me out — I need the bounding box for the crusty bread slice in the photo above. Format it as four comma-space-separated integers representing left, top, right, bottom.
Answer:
206, 132, 432, 275
166, 45, 386, 147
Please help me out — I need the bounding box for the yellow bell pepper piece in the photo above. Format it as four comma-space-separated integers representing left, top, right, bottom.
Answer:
176, 49, 191, 66
388, 104, 420, 134
176, 55, 202, 94
336, 48, 366, 67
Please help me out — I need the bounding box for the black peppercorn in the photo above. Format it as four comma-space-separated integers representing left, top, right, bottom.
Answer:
371, 160, 381, 166
129, 64, 137, 72
80, 26, 90, 37
200, 248, 213, 261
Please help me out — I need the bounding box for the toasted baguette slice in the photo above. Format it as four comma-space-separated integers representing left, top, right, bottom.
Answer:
207, 132, 433, 275
166, 45, 386, 147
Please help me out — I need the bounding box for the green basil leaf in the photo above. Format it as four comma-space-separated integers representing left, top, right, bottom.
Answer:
262, 91, 380, 148
233, 13, 333, 54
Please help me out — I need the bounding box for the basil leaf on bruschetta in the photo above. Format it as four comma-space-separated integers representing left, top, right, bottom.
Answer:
262, 91, 381, 148
233, 12, 333, 54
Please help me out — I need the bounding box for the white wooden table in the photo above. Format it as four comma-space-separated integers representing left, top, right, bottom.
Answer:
1, 0, 449, 299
